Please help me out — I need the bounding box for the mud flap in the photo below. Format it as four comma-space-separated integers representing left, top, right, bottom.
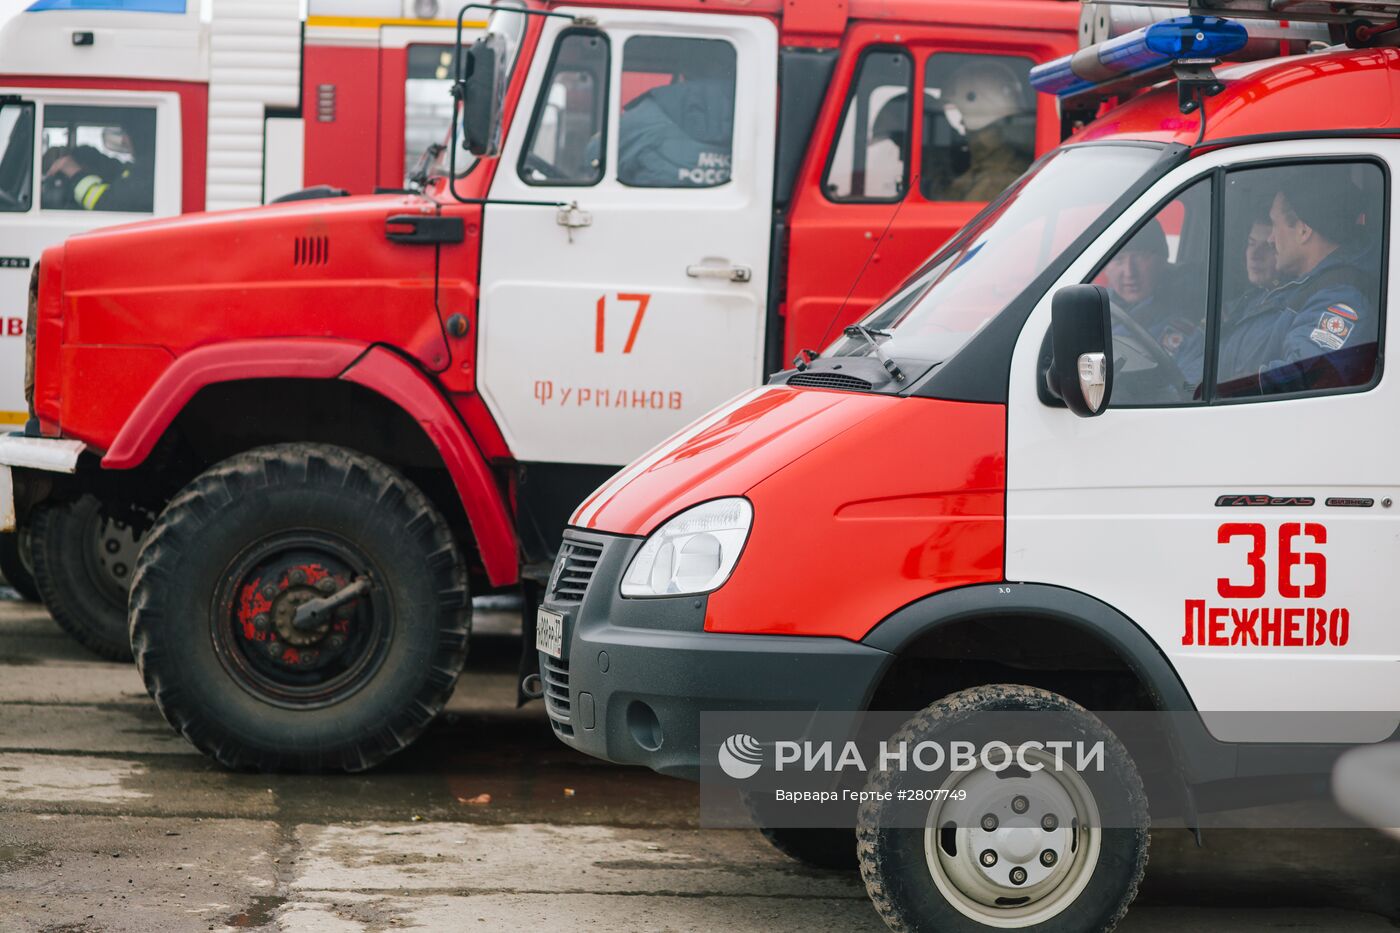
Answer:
516, 579, 542, 707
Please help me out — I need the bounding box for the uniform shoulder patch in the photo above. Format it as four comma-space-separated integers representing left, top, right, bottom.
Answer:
1310, 310, 1354, 351
1327, 303, 1359, 321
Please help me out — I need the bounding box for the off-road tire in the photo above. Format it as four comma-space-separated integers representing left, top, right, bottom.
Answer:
857, 685, 1149, 933
130, 443, 470, 772
30, 496, 134, 661
0, 530, 40, 602
760, 826, 859, 871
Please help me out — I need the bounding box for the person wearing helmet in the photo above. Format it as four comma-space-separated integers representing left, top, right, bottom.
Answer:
940, 59, 1035, 202
41, 116, 154, 212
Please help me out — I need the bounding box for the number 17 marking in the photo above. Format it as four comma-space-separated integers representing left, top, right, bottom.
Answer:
595, 293, 651, 354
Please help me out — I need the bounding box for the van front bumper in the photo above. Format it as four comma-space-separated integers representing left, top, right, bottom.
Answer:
539, 529, 892, 780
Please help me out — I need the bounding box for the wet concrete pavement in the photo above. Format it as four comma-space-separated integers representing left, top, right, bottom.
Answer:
0, 589, 1397, 932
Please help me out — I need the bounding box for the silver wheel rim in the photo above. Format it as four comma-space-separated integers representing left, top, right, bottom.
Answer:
923, 746, 1101, 928
87, 508, 140, 595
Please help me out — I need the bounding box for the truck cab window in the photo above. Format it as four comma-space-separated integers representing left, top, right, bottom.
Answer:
0, 102, 34, 212
617, 36, 736, 188
824, 49, 912, 202
40, 105, 156, 213
922, 53, 1035, 203
1100, 179, 1212, 407
1213, 162, 1384, 399
404, 45, 457, 186
520, 30, 609, 186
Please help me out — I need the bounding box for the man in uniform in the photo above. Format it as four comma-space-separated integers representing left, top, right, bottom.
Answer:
41, 120, 153, 212
616, 79, 733, 188
1221, 172, 1375, 395
1104, 218, 1198, 357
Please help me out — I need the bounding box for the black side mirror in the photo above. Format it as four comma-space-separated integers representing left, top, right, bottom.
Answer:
461, 33, 507, 156
1048, 284, 1113, 417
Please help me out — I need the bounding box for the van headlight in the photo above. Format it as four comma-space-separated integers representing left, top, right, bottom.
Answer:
620, 498, 753, 598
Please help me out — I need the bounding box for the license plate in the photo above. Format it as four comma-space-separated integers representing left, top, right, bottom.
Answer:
536, 607, 564, 659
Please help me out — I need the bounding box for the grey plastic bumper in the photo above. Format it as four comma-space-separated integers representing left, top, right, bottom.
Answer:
540, 529, 892, 780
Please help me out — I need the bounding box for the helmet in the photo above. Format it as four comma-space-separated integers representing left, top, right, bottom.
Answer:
942, 59, 1027, 133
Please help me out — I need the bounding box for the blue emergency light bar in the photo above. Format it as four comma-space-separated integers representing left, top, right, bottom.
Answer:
1030, 15, 1247, 99
25, 0, 185, 12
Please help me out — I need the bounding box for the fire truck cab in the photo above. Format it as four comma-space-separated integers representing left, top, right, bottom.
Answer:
0, 0, 1081, 767
537, 5, 1400, 930
0, 0, 468, 642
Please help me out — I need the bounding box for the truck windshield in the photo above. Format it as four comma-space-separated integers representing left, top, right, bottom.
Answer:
432, 3, 527, 179
828, 143, 1166, 367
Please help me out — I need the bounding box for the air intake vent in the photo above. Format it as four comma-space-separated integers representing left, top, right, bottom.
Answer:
293, 236, 329, 267
787, 371, 874, 392
547, 539, 603, 605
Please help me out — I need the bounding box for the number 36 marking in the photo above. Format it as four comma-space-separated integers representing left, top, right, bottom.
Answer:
1217, 522, 1327, 600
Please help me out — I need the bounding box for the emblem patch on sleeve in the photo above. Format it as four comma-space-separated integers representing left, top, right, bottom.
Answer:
1310, 311, 1353, 350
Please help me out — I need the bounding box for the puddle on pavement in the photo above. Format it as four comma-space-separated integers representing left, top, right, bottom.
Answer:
221, 894, 287, 928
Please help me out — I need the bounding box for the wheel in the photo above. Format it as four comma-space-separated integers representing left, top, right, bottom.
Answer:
0, 531, 41, 602
857, 685, 1149, 932
30, 496, 141, 660
760, 826, 858, 871
130, 443, 469, 772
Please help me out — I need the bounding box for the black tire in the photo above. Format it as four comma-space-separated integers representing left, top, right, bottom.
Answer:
759, 826, 859, 871
130, 443, 469, 772
0, 530, 41, 602
857, 685, 1149, 933
30, 496, 138, 661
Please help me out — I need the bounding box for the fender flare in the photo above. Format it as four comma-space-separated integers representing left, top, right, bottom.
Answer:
101, 340, 518, 587
102, 339, 366, 469
861, 583, 1236, 785
341, 347, 517, 586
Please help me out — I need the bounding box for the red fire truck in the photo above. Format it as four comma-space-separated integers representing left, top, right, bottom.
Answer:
534, 3, 1400, 930
0, 0, 473, 630
0, 0, 1081, 758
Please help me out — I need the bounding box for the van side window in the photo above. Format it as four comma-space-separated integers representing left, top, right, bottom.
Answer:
40, 105, 156, 213
617, 36, 737, 188
520, 30, 609, 186
922, 53, 1035, 203
823, 49, 912, 203
0, 102, 34, 213
1213, 162, 1384, 399
1100, 178, 1212, 406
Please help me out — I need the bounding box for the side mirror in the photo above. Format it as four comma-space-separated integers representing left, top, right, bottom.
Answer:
1048, 284, 1113, 417
461, 33, 508, 156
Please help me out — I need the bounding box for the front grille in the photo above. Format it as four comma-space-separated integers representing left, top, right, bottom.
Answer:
787, 371, 873, 392
547, 539, 603, 604
542, 654, 573, 736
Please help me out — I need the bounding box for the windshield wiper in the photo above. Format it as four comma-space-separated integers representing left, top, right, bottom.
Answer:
409, 142, 446, 190
843, 324, 905, 383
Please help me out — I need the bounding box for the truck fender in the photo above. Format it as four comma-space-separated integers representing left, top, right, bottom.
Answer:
102, 339, 367, 470
861, 582, 1234, 787
341, 347, 518, 587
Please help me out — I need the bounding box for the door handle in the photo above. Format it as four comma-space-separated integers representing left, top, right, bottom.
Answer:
686, 263, 752, 283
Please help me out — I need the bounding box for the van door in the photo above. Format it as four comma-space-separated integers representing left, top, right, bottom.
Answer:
0, 90, 181, 427
477, 8, 777, 466
1006, 141, 1400, 743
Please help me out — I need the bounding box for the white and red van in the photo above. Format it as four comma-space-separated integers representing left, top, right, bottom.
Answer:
541, 6, 1400, 930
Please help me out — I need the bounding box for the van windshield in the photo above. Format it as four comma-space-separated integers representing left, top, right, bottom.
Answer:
827, 143, 1166, 368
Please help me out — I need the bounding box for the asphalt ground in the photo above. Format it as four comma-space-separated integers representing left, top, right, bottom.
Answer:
0, 587, 1396, 932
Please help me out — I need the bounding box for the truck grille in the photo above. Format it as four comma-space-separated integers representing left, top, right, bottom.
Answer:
787, 371, 873, 391
547, 539, 603, 604
542, 655, 573, 736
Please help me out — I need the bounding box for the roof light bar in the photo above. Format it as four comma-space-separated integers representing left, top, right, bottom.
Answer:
1030, 15, 1247, 99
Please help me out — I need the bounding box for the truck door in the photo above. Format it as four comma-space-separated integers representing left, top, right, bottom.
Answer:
0, 90, 180, 427
783, 22, 1075, 363
477, 8, 777, 466
1006, 142, 1400, 743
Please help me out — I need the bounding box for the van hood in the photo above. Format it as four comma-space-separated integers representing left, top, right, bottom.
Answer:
571, 386, 898, 536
